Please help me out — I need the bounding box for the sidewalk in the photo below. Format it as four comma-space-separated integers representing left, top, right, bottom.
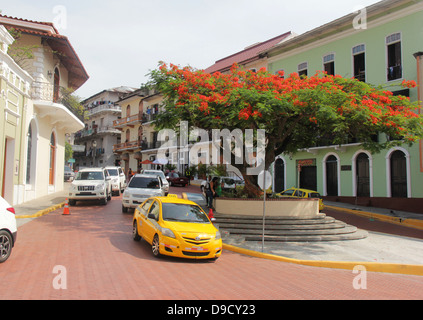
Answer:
14, 185, 69, 227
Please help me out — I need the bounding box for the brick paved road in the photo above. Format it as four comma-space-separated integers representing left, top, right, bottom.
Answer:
1, 187, 423, 300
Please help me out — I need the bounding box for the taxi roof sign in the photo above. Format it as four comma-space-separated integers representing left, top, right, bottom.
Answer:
167, 194, 178, 198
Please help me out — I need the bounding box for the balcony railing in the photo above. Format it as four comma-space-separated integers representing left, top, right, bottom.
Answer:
87, 104, 121, 117
30, 81, 85, 121
113, 140, 142, 153
113, 113, 142, 128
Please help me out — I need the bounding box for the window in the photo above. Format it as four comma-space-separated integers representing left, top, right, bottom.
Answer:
298, 62, 308, 77
323, 54, 335, 76
353, 44, 366, 82
386, 33, 402, 81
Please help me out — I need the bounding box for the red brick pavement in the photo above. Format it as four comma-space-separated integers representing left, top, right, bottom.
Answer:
1, 191, 423, 300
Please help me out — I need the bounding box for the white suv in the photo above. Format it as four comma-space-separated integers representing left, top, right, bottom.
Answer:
0, 196, 17, 263
105, 166, 127, 196
69, 168, 112, 205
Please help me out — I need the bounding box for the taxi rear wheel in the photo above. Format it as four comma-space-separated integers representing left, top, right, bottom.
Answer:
152, 234, 161, 258
132, 221, 141, 241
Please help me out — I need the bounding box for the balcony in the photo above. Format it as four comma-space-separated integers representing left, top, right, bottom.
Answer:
31, 81, 85, 121
113, 113, 142, 128
87, 104, 121, 117
113, 140, 142, 153
75, 125, 121, 141
30, 81, 85, 132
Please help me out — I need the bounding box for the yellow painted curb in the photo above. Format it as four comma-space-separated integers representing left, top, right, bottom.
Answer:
326, 205, 423, 231
222, 243, 423, 276
15, 202, 65, 219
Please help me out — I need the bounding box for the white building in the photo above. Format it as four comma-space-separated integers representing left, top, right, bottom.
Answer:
73, 87, 136, 169
0, 15, 88, 204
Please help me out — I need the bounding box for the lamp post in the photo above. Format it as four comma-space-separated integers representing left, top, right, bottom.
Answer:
92, 140, 97, 167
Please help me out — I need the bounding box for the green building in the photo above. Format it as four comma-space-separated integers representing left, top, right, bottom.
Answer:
263, 0, 423, 212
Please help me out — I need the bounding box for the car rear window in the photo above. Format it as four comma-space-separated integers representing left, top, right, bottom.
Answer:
308, 192, 321, 198
162, 203, 210, 223
129, 177, 160, 189
106, 169, 118, 176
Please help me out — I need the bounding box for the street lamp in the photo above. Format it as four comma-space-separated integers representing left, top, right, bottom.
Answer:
92, 140, 97, 167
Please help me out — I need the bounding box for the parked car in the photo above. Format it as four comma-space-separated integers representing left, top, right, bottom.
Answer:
132, 195, 222, 260
200, 176, 244, 193
166, 172, 189, 187
275, 187, 324, 211
105, 166, 127, 196
142, 169, 169, 195
64, 166, 75, 181
0, 196, 17, 263
68, 168, 112, 205
122, 174, 165, 213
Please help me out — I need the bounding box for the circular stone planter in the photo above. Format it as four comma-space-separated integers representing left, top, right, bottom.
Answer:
215, 197, 320, 218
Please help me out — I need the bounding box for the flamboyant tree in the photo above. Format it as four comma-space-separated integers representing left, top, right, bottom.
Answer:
149, 62, 423, 197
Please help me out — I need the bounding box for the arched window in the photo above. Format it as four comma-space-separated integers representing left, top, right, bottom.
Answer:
26, 123, 33, 184
49, 132, 56, 185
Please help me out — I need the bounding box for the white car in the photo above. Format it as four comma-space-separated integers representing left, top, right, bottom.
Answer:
68, 168, 112, 205
200, 176, 244, 193
122, 174, 165, 212
141, 169, 169, 195
105, 166, 127, 196
0, 196, 17, 263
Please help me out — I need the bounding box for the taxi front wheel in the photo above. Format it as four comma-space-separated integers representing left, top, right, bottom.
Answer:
132, 221, 141, 242
152, 234, 161, 258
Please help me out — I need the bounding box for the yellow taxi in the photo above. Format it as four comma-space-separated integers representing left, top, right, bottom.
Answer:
132, 194, 222, 260
275, 187, 325, 211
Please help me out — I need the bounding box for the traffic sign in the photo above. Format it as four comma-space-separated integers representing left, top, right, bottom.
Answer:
258, 170, 272, 190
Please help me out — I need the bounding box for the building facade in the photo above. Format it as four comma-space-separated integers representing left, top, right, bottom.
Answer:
73, 86, 135, 169
0, 15, 88, 205
261, 0, 423, 211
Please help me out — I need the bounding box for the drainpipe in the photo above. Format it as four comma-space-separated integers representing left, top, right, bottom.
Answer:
412, 52, 423, 172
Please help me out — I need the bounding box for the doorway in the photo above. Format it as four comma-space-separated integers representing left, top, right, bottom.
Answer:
356, 153, 370, 197
274, 158, 285, 193
390, 150, 407, 198
325, 155, 338, 196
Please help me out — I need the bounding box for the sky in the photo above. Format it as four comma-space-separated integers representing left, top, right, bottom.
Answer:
2, 0, 381, 99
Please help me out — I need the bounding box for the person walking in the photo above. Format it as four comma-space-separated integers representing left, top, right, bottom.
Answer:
207, 177, 218, 209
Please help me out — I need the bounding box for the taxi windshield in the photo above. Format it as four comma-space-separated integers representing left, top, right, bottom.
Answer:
162, 203, 210, 223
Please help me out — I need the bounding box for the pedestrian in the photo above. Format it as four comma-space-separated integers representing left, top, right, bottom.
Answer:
207, 177, 218, 209
185, 167, 191, 185
128, 168, 134, 181
205, 176, 213, 208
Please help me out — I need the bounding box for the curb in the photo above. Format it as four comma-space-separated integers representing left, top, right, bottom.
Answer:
222, 243, 423, 276
15, 202, 65, 219
326, 205, 423, 231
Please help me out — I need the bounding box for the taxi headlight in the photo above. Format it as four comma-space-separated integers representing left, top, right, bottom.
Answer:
215, 230, 221, 240
161, 227, 176, 239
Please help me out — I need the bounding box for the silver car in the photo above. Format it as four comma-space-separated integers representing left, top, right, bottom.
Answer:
122, 174, 165, 212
